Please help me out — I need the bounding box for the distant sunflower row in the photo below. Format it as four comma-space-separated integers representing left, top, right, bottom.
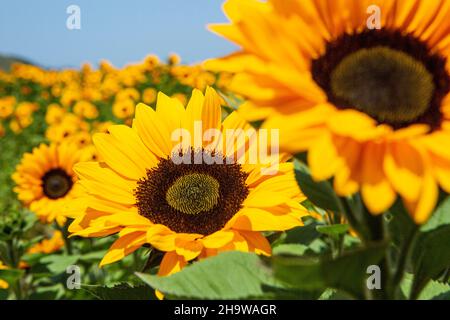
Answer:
0, 54, 233, 216
0, 54, 232, 139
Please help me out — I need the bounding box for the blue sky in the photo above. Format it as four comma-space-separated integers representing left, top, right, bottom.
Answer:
0, 0, 237, 68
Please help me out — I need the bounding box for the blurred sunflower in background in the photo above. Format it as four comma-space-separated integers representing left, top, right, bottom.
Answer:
0, 96, 16, 119
12, 142, 84, 225
207, 0, 450, 223
0, 261, 8, 289
27, 230, 64, 254
67, 87, 309, 279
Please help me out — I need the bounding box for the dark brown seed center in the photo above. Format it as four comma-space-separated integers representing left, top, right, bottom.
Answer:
312, 29, 450, 130
134, 149, 249, 235
42, 169, 73, 199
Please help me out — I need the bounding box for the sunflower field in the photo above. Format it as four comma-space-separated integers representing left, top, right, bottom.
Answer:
1, 0, 450, 303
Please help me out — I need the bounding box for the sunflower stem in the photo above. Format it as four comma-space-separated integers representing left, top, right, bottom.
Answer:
57, 224, 73, 255
7, 237, 26, 300
142, 249, 163, 272
410, 277, 430, 300
339, 196, 371, 243
7, 238, 18, 268
368, 214, 392, 300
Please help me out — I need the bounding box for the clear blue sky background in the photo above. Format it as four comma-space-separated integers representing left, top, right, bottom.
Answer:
0, 0, 237, 68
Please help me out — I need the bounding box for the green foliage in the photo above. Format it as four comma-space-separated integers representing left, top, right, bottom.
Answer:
273, 244, 310, 256
137, 251, 294, 300
409, 197, 450, 299
316, 224, 349, 237
421, 195, 450, 232
0, 209, 35, 241
28, 284, 66, 300
84, 283, 156, 300
272, 244, 386, 299
401, 274, 450, 300
294, 160, 342, 213
318, 288, 353, 300
40, 254, 81, 274
0, 268, 25, 285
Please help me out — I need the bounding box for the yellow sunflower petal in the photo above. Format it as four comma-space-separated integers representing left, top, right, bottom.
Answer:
384, 142, 424, 201
360, 142, 397, 214
232, 208, 302, 231
155, 92, 186, 139
75, 162, 137, 205
202, 230, 235, 249
308, 133, 340, 181
133, 103, 173, 158
239, 231, 271, 256
93, 133, 147, 180
108, 125, 158, 169
174, 237, 203, 261
100, 231, 147, 267
158, 251, 187, 277
404, 169, 439, 224
202, 86, 222, 132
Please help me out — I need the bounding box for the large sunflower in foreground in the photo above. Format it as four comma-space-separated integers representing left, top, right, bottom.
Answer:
206, 0, 450, 223
13, 142, 84, 225
66, 87, 308, 278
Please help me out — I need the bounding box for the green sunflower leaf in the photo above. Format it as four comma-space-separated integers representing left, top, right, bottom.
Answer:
0, 242, 9, 265
318, 288, 353, 300
410, 224, 450, 298
28, 283, 66, 300
419, 282, 450, 300
401, 274, 450, 300
272, 221, 328, 254
316, 224, 349, 237
40, 254, 81, 274
0, 268, 24, 286
79, 251, 108, 263
218, 91, 244, 111
421, 196, 450, 232
386, 200, 417, 245
407, 197, 450, 298
281, 223, 322, 246
272, 244, 386, 299
273, 244, 309, 256
136, 251, 290, 299
0, 289, 8, 300
293, 159, 341, 213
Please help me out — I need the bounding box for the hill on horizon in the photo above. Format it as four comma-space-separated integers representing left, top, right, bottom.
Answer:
0, 54, 33, 71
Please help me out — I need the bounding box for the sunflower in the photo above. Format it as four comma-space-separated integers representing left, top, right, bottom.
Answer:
207, 0, 450, 223
67, 87, 308, 279
0, 96, 15, 119
13, 142, 84, 225
27, 230, 64, 254
112, 98, 135, 119
73, 100, 99, 120
0, 280, 7, 290
168, 53, 181, 66
171, 93, 187, 105
45, 103, 66, 125
142, 88, 158, 105
0, 261, 8, 290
